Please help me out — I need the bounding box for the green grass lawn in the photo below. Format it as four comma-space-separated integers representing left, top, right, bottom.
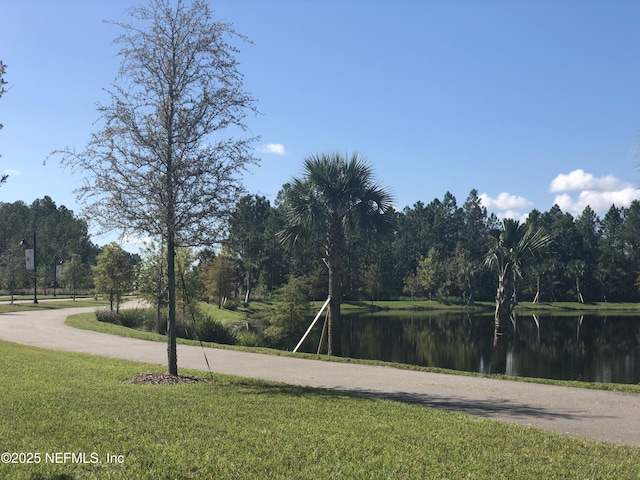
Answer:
0, 298, 111, 314
0, 340, 638, 479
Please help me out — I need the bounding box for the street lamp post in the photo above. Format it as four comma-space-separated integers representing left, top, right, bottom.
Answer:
21, 229, 38, 304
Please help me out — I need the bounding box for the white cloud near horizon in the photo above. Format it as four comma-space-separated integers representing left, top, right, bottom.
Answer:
478, 192, 533, 222
553, 188, 640, 216
479, 192, 533, 211
549, 169, 640, 215
257, 143, 287, 155
549, 169, 628, 192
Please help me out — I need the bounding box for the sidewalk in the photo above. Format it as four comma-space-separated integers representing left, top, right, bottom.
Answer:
0, 304, 638, 447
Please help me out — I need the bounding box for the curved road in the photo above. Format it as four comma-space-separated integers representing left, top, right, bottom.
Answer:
1, 303, 639, 447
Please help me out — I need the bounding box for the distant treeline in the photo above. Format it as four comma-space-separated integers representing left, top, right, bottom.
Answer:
223, 189, 640, 304
2, 190, 639, 304
0, 197, 125, 296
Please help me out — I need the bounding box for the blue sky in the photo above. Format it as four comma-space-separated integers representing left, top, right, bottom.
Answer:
2, 1, 640, 248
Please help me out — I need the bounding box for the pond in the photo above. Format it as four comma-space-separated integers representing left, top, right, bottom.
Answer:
297, 311, 640, 385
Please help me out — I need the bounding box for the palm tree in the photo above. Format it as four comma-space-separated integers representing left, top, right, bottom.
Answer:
483, 218, 550, 373
278, 153, 394, 355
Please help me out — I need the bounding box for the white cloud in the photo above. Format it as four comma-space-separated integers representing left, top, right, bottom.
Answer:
479, 192, 533, 211
553, 188, 640, 216
549, 169, 627, 193
478, 192, 533, 222
495, 210, 530, 222
257, 143, 287, 155
3, 169, 21, 176
548, 169, 640, 215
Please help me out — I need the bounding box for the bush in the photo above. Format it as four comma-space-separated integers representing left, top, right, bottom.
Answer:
236, 329, 265, 347
263, 276, 311, 349
118, 309, 146, 328
96, 305, 238, 346
96, 308, 147, 328
194, 314, 237, 344
222, 298, 240, 311
143, 309, 167, 335
96, 309, 119, 324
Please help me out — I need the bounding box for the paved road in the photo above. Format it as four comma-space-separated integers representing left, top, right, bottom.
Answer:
1, 304, 639, 447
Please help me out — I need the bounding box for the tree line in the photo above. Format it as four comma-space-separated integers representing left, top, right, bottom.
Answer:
2, 188, 638, 308
0, 197, 134, 300
218, 189, 640, 306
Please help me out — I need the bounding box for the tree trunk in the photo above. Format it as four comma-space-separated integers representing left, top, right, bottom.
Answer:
325, 214, 344, 357
491, 266, 512, 375
576, 277, 584, 303
167, 231, 178, 376
327, 264, 340, 356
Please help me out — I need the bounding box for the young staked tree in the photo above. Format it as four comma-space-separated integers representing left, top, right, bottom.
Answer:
51, 0, 257, 375
278, 153, 393, 355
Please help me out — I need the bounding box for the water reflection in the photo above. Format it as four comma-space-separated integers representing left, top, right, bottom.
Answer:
298, 311, 640, 384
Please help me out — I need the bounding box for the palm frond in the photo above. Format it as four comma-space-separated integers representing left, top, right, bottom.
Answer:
277, 151, 394, 252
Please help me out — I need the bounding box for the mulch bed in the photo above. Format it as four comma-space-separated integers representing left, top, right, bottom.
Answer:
128, 373, 214, 385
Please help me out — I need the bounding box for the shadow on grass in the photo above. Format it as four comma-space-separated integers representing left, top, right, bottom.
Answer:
347, 388, 594, 421
224, 380, 597, 423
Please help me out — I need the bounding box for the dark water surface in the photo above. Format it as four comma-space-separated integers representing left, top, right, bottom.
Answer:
299, 311, 640, 384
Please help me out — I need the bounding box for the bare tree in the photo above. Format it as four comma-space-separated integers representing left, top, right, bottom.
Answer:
50, 0, 258, 375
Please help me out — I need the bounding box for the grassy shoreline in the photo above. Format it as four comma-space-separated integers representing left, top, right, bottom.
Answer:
0, 341, 638, 479
334, 298, 640, 314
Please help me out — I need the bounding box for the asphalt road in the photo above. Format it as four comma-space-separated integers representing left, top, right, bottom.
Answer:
1, 303, 639, 447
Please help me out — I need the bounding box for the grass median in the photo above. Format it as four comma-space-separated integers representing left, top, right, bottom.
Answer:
0, 340, 638, 479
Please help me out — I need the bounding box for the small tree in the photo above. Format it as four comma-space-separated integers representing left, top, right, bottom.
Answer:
61, 254, 90, 300
203, 250, 237, 308
264, 275, 311, 350
416, 248, 445, 300
93, 243, 134, 313
136, 239, 167, 325
363, 263, 382, 304
51, 0, 257, 375
0, 243, 26, 304
402, 272, 422, 303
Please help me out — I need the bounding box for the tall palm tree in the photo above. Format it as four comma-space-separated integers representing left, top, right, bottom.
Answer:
278, 152, 394, 355
483, 218, 550, 373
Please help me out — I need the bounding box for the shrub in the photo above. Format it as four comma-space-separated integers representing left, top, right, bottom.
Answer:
263, 276, 311, 349
222, 298, 240, 311
96, 309, 119, 324
117, 309, 146, 328
236, 329, 265, 347
143, 309, 167, 334
96, 308, 146, 328
194, 314, 237, 344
